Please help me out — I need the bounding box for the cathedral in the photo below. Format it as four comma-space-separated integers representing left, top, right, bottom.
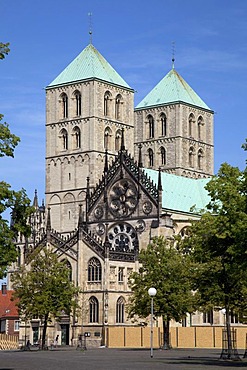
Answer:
10, 41, 216, 346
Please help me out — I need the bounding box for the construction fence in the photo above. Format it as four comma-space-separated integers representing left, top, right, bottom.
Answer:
0, 334, 19, 350
106, 326, 247, 349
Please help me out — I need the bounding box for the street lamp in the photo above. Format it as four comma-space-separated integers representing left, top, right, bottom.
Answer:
221, 308, 226, 327
148, 287, 157, 358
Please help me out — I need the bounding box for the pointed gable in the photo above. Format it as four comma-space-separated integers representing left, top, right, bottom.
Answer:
88, 151, 159, 215
47, 44, 131, 89
0, 290, 19, 318
135, 68, 211, 111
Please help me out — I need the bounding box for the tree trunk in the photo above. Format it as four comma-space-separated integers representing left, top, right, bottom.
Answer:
225, 306, 233, 358
41, 313, 49, 350
162, 317, 170, 349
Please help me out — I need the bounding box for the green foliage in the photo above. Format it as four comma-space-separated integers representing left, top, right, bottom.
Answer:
0, 114, 20, 158
0, 43, 20, 158
180, 163, 247, 317
11, 248, 80, 319
11, 248, 80, 348
0, 42, 10, 59
242, 138, 247, 153
0, 183, 33, 278
128, 236, 195, 322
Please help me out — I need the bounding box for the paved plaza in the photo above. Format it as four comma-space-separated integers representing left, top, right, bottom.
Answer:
0, 348, 247, 370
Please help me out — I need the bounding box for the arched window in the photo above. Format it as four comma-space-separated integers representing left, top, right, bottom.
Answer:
148, 148, 154, 167
160, 146, 166, 165
148, 115, 154, 138
160, 113, 167, 136
89, 296, 99, 323
60, 93, 68, 119
104, 91, 111, 117
62, 259, 72, 281
115, 130, 122, 151
198, 149, 203, 170
74, 90, 81, 116
197, 116, 203, 140
189, 146, 195, 167
17, 246, 21, 266
104, 127, 112, 151
73, 126, 81, 149
88, 257, 102, 282
60, 128, 68, 150
115, 94, 122, 120
188, 113, 195, 137
116, 296, 125, 323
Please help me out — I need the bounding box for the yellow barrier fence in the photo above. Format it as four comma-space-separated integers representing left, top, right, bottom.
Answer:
0, 333, 19, 350
106, 326, 247, 349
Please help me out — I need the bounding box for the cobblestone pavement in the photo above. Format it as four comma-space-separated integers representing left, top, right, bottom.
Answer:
0, 347, 246, 370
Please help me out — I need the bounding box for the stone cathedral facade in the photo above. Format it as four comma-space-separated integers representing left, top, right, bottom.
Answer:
10, 42, 218, 346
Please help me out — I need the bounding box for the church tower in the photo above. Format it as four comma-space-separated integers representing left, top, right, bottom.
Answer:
134, 65, 214, 178
45, 43, 134, 233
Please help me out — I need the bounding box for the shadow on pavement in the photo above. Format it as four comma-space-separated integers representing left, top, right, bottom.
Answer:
164, 358, 247, 368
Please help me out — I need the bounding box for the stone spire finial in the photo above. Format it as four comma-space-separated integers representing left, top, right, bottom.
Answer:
46, 207, 51, 232
33, 189, 38, 208
104, 149, 108, 174
138, 144, 143, 168
120, 127, 125, 151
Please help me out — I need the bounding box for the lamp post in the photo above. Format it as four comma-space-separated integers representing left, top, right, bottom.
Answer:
148, 287, 157, 358
221, 308, 226, 328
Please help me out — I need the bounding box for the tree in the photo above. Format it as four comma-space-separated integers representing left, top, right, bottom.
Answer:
242, 138, 247, 154
180, 162, 247, 359
0, 114, 20, 157
0, 42, 32, 278
128, 236, 195, 349
11, 248, 80, 349
0, 42, 10, 60
0, 183, 32, 278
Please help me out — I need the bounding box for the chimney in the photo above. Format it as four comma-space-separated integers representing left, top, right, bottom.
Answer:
1, 284, 7, 295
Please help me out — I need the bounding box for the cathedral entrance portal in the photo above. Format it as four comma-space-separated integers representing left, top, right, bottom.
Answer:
61, 324, 70, 345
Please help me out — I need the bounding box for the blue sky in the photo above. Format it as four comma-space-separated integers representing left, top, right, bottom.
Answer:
1, 0, 246, 205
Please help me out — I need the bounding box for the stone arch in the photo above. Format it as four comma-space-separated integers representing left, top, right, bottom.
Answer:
59, 128, 68, 150
63, 192, 76, 228
189, 146, 195, 168
104, 126, 113, 151
116, 296, 126, 323
49, 194, 61, 230
61, 259, 73, 281
72, 126, 81, 149
59, 92, 68, 119
188, 113, 195, 137
198, 148, 204, 170
115, 94, 123, 120
160, 112, 167, 136
146, 114, 154, 139
104, 90, 112, 117
115, 129, 122, 152
197, 115, 204, 141
72, 90, 81, 117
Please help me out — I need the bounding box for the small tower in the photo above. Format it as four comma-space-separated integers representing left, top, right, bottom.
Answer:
134, 64, 214, 178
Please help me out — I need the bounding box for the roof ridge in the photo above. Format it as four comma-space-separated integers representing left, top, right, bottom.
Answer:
135, 68, 211, 111
47, 43, 131, 89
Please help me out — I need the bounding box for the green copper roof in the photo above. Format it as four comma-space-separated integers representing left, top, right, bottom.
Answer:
136, 68, 211, 110
47, 44, 131, 89
144, 168, 211, 214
